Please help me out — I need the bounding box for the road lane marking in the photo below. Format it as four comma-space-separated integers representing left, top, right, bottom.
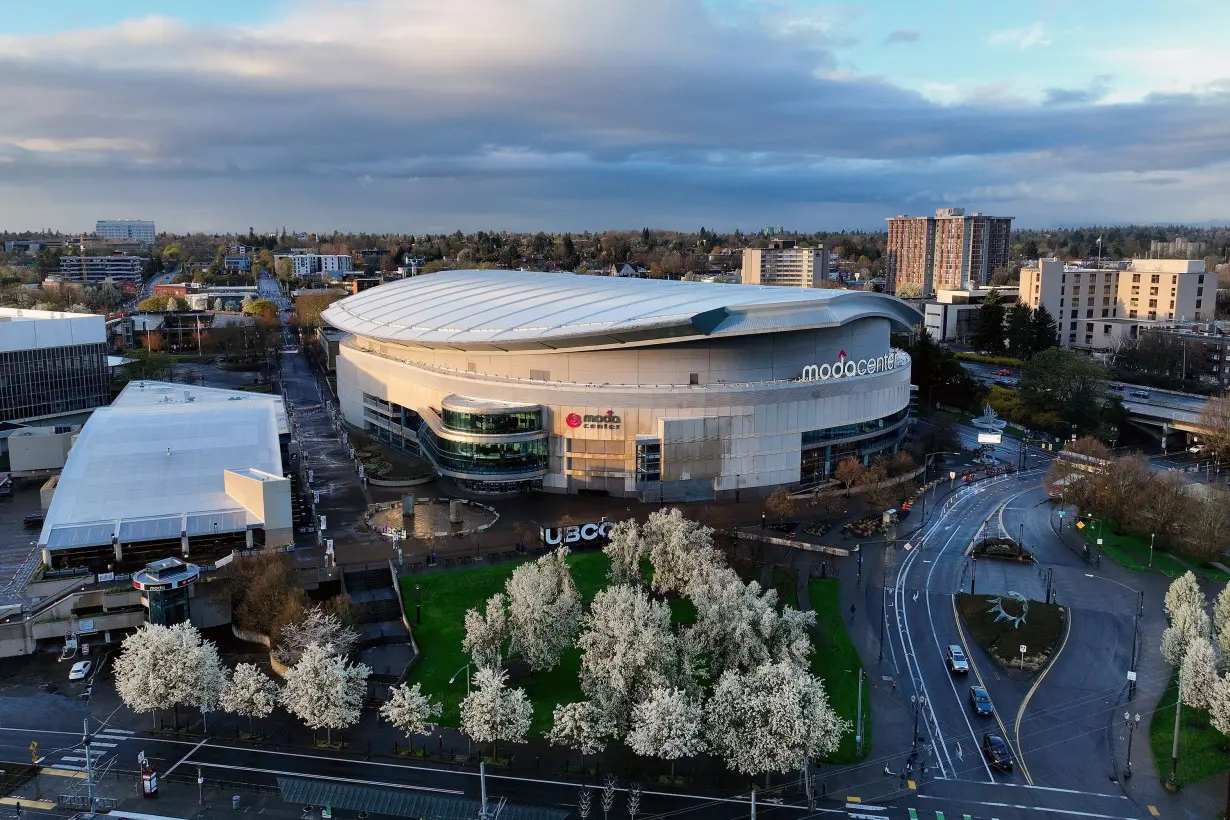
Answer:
1013, 598, 1073, 789
846, 796, 861, 803
1147, 807, 1159, 817
950, 594, 1031, 785
1, 797, 56, 809
165, 737, 209, 776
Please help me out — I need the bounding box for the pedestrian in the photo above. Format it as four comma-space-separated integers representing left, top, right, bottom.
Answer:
849, 604, 856, 621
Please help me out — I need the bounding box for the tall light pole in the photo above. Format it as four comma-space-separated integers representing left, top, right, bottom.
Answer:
1123, 712, 1141, 779
918, 451, 960, 525
1149, 532, 1155, 569
449, 663, 473, 755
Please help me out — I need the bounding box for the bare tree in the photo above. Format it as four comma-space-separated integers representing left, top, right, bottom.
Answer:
1197, 395, 1230, 459
766, 487, 797, 523
835, 458, 866, 498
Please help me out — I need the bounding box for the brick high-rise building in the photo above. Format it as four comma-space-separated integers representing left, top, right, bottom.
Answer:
742, 239, 830, 288
886, 208, 1013, 296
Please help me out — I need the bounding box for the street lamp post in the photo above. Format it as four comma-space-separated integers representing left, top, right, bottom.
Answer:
910, 695, 925, 749
449, 663, 473, 755
1149, 533, 1155, 569
415, 584, 421, 625
918, 451, 960, 526
971, 556, 977, 595
1123, 712, 1141, 779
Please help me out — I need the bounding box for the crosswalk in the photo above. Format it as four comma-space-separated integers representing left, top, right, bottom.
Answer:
845, 805, 998, 820
46, 727, 134, 772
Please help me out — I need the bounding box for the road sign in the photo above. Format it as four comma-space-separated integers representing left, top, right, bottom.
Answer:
1127, 671, 1137, 682
1076, 521, 1085, 529
1019, 644, 1027, 654
1058, 510, 1065, 517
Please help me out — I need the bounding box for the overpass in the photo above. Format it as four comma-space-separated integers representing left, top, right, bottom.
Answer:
1121, 391, 1211, 447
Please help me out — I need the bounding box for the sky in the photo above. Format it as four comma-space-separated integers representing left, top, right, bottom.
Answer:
1, 0, 1228, 234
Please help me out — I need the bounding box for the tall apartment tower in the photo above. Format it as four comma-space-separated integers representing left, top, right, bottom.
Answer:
742, 239, 830, 288
886, 208, 1012, 296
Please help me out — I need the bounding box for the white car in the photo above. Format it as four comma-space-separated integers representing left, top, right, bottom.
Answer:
1190, 445, 1206, 454
68, 661, 92, 681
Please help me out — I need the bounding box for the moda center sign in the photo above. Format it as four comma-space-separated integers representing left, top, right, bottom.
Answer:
799, 350, 901, 382
565, 410, 622, 430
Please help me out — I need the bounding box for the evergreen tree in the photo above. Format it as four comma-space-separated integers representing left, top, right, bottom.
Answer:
972, 291, 1006, 353
1030, 305, 1059, 352
1005, 304, 1034, 358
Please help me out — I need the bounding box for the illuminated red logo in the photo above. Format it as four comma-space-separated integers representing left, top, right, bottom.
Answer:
566, 413, 582, 428
839, 349, 847, 358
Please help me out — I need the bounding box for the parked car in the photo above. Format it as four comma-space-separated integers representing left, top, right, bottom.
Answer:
996, 368, 1012, 376
969, 685, 994, 715
22, 513, 44, 528
68, 661, 92, 681
982, 732, 1014, 771
946, 644, 970, 674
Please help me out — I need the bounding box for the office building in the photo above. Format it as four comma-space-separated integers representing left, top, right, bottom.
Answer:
1020, 258, 1210, 350
57, 255, 146, 283
0, 307, 110, 424
323, 270, 919, 498
274, 253, 354, 279
95, 220, 156, 244
38, 382, 293, 572
886, 208, 1013, 296
742, 240, 830, 288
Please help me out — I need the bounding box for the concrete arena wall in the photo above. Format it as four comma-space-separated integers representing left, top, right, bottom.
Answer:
336, 320, 911, 496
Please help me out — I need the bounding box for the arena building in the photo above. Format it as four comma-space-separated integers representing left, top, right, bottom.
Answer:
322, 270, 920, 499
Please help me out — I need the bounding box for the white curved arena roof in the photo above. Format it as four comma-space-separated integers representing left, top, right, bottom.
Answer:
322, 270, 920, 351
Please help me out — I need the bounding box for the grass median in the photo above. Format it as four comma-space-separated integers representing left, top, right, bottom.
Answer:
1149, 670, 1229, 787
809, 578, 869, 763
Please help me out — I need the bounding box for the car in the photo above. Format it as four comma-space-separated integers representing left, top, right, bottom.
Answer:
68, 661, 92, 681
969, 685, 994, 715
996, 368, 1012, 376
22, 513, 44, 528
1129, 390, 1150, 399
1189, 444, 1206, 454
993, 379, 1013, 388
1109, 383, 1124, 391
982, 732, 1014, 771
946, 645, 969, 674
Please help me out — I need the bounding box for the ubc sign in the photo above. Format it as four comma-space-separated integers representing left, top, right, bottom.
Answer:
800, 352, 900, 382
541, 521, 615, 545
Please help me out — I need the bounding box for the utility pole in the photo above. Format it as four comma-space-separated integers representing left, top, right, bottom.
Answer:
855, 668, 864, 757
1169, 665, 1182, 789
750, 788, 756, 819
479, 761, 489, 819
971, 557, 977, 595
82, 718, 95, 811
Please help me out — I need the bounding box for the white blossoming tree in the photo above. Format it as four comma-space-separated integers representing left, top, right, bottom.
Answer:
641, 508, 721, 596
626, 687, 706, 777
549, 700, 613, 757
459, 666, 532, 759
114, 622, 225, 729
1214, 585, 1230, 670
686, 566, 779, 676
603, 520, 645, 585
705, 660, 849, 777
274, 607, 360, 667
1181, 636, 1219, 716
1208, 672, 1230, 738
1165, 572, 1206, 621
280, 642, 371, 745
220, 662, 280, 734
1162, 603, 1212, 668
578, 585, 682, 737
506, 547, 582, 671
462, 593, 511, 670
380, 682, 442, 745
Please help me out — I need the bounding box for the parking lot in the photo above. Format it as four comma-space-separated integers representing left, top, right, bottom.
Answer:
0, 484, 45, 604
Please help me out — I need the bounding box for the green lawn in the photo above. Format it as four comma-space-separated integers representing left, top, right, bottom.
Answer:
401, 551, 611, 734
1148, 670, 1230, 787
1078, 519, 1230, 582
808, 579, 869, 763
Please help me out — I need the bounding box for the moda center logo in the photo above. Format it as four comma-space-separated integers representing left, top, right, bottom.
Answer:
566, 410, 622, 430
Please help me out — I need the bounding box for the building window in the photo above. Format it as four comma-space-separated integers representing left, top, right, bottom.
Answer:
1103, 325, 1111, 334
1070, 322, 1077, 330
1102, 309, 1109, 317
1199, 275, 1205, 284
1197, 300, 1203, 309
1150, 287, 1159, 296
441, 407, 543, 435
1170, 301, 1175, 310
529, 369, 550, 381
689, 373, 699, 385
1198, 288, 1204, 297
1060, 286, 1065, 295
1129, 310, 1138, 318
1086, 323, 1094, 332
1148, 311, 1157, 320
1103, 297, 1110, 306
1086, 310, 1094, 318
1073, 286, 1081, 295
1151, 275, 1160, 284
1132, 274, 1141, 282
635, 441, 661, 482
1069, 310, 1077, 319
1149, 299, 1157, 308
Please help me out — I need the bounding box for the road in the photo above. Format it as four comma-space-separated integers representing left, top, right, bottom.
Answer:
881, 465, 1158, 820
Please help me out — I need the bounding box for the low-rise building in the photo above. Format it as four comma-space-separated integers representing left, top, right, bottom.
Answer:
274, 253, 354, 279
923, 287, 1020, 343
57, 255, 146, 283
38, 381, 293, 573
0, 307, 110, 424
96, 219, 155, 244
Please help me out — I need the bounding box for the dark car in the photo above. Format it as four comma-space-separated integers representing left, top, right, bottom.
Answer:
982, 732, 1014, 771
969, 685, 994, 715
946, 644, 969, 674
22, 513, 44, 528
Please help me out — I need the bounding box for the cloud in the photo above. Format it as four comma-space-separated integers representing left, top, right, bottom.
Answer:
884, 29, 920, 45
0, 1, 1226, 231
987, 22, 1051, 50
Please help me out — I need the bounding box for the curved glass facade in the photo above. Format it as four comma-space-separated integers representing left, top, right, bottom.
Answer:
799, 408, 911, 483
441, 407, 542, 435
419, 428, 548, 475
